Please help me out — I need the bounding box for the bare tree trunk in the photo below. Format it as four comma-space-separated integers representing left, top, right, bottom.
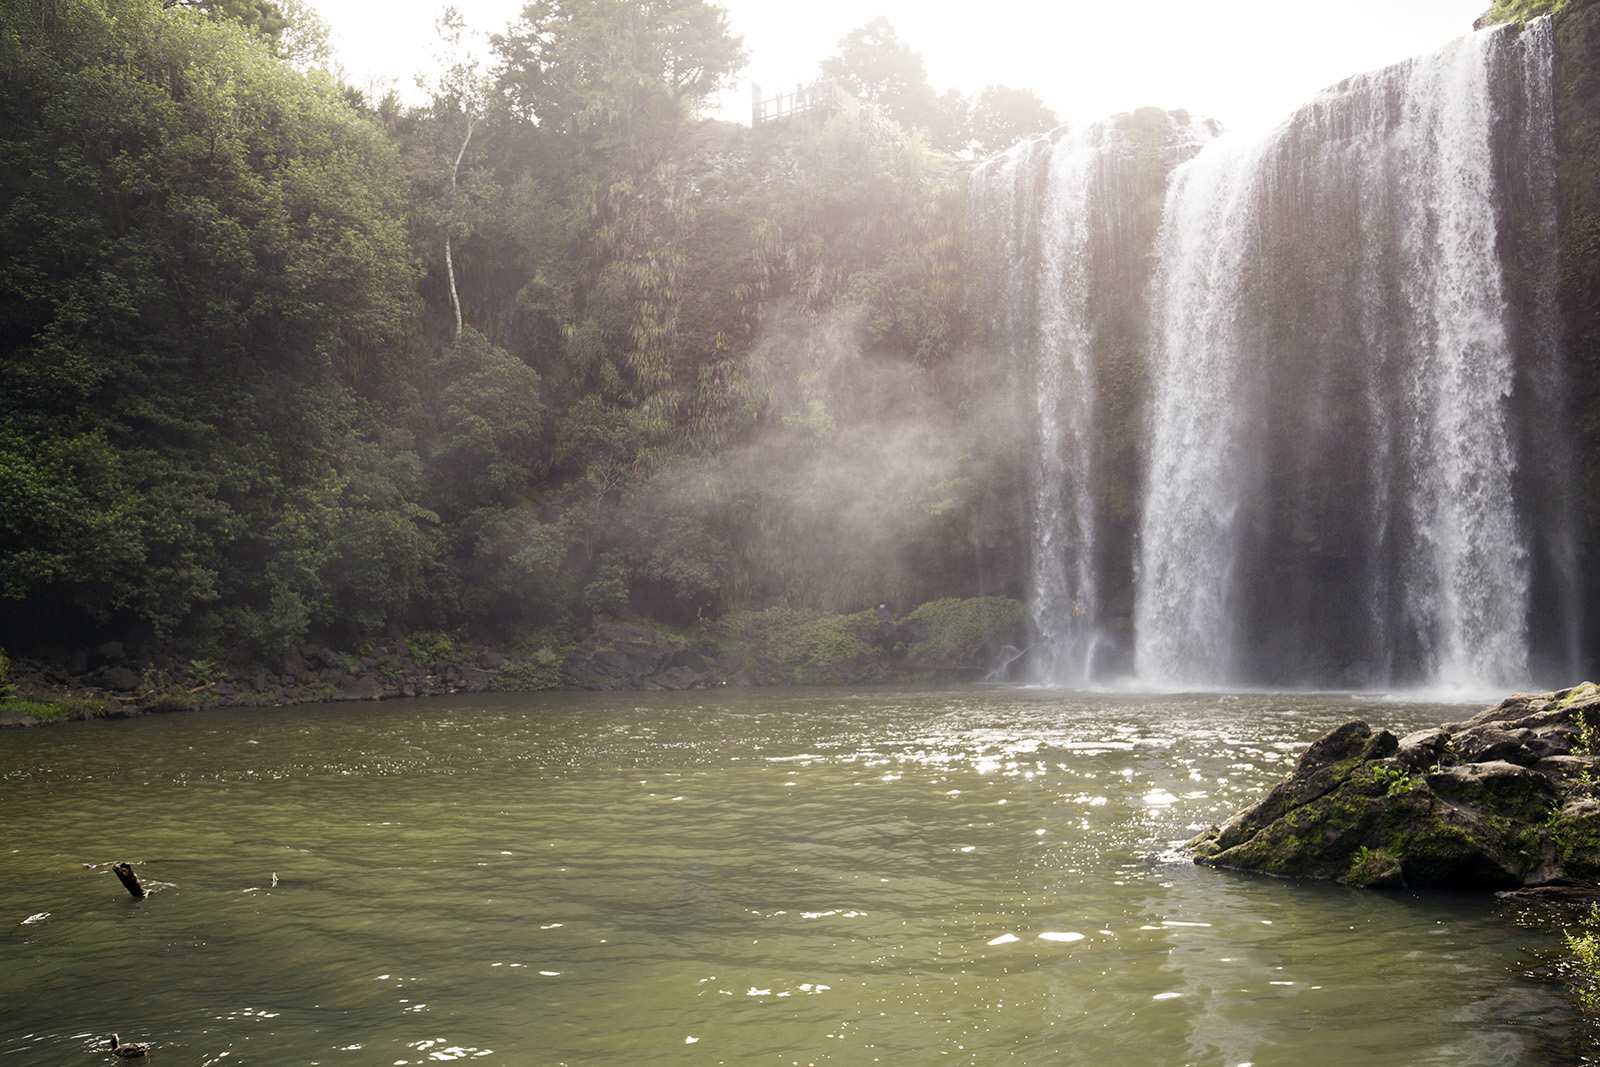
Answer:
445, 117, 476, 339
445, 232, 462, 338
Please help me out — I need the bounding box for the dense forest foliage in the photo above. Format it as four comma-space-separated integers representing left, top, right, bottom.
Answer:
0, 0, 1059, 665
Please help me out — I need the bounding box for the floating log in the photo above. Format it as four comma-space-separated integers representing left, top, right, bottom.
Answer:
111, 862, 147, 899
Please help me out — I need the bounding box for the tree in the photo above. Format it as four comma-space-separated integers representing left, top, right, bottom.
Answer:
550, 393, 636, 557
421, 6, 493, 337
928, 87, 970, 154
170, 0, 333, 67
819, 18, 939, 134
428, 327, 545, 516
274, 0, 332, 68
491, 0, 745, 149
967, 84, 1059, 156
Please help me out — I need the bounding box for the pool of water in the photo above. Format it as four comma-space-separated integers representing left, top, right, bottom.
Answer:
0, 687, 1584, 1065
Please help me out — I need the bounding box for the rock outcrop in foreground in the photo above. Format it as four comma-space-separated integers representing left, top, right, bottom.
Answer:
1190, 683, 1600, 890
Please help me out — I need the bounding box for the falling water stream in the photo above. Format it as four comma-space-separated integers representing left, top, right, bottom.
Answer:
0, 690, 1583, 1065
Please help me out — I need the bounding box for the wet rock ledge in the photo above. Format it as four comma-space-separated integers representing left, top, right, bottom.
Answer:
1189, 683, 1600, 891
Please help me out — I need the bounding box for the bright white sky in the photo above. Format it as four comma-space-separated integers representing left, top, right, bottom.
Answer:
315, 0, 1494, 135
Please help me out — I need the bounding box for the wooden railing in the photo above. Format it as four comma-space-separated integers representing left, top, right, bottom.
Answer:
751, 79, 860, 126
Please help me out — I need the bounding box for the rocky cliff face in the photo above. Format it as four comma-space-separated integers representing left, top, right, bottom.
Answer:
1556, 5, 1600, 626
1190, 684, 1600, 890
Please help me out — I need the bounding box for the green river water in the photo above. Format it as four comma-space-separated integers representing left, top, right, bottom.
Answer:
0, 687, 1585, 1065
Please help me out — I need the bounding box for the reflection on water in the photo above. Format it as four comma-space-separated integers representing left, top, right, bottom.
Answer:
0, 688, 1583, 1065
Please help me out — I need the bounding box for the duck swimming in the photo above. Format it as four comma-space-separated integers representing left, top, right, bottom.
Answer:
107, 1034, 148, 1058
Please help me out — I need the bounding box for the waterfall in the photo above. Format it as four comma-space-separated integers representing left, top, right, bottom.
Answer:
971, 115, 1213, 684
974, 19, 1574, 691
1134, 131, 1274, 686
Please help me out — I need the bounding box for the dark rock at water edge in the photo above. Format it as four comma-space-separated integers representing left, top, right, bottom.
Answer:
560, 623, 724, 691
1189, 683, 1600, 890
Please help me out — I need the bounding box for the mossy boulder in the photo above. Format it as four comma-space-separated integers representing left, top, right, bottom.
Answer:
1190, 684, 1600, 890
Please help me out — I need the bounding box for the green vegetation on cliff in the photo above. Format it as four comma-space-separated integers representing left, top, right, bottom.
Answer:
1476, 0, 1599, 27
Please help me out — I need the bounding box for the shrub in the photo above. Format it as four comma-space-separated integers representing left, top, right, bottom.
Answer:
718, 606, 880, 684
1567, 905, 1600, 1015
583, 554, 630, 617
492, 647, 571, 692
407, 630, 463, 664
902, 597, 1027, 672
1373, 765, 1412, 797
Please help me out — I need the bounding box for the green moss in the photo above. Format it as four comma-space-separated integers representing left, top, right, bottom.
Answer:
1554, 681, 1600, 712
1554, 808, 1600, 880
1, 699, 70, 723
0, 696, 112, 722
1380, 819, 1481, 883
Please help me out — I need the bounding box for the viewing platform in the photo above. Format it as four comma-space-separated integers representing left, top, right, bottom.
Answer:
751, 79, 859, 126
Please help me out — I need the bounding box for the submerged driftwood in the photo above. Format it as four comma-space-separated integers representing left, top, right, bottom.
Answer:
110, 862, 147, 899
1189, 683, 1600, 890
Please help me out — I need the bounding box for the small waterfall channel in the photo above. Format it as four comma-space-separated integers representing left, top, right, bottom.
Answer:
972, 18, 1576, 691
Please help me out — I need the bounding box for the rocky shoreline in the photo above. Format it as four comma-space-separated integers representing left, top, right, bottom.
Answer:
0, 599, 1029, 727
1190, 683, 1600, 891
0, 638, 509, 727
